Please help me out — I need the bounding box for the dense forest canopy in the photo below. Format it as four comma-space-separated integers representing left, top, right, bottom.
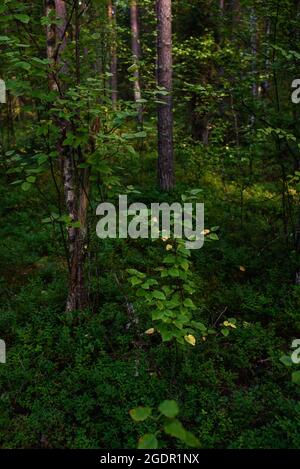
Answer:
1, 0, 300, 451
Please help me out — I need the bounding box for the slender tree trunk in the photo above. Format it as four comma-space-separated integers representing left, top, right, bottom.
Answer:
46, 0, 58, 92
108, 0, 117, 109
156, 0, 174, 191
262, 17, 271, 97
250, 8, 258, 126
46, 0, 89, 311
64, 153, 90, 312
55, 0, 67, 70
130, 0, 142, 122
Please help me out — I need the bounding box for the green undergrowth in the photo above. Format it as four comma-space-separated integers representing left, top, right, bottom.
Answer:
1, 150, 300, 449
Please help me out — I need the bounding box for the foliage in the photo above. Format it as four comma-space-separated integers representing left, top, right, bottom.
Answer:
130, 400, 200, 449
1, 0, 300, 451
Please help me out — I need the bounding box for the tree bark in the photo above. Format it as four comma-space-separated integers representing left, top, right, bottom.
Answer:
46, 0, 89, 311
46, 0, 58, 92
156, 0, 174, 191
250, 8, 258, 127
108, 0, 118, 109
130, 0, 142, 122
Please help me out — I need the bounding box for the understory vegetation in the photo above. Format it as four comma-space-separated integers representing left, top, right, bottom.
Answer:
1, 153, 300, 448
1, 0, 300, 449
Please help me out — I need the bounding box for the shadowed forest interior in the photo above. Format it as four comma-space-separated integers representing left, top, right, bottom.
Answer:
1, 0, 300, 449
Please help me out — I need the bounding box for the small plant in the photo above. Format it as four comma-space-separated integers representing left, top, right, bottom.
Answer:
126, 187, 220, 346
280, 339, 300, 386
220, 318, 238, 337
127, 239, 210, 346
129, 400, 200, 449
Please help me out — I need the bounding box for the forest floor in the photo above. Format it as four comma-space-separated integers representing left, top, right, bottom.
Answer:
1, 148, 300, 449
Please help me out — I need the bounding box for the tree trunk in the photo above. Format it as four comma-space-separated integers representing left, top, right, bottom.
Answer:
55, 0, 67, 72
130, 0, 142, 122
46, 0, 58, 92
108, 0, 118, 109
250, 8, 258, 127
46, 0, 89, 311
156, 0, 174, 191
64, 156, 90, 312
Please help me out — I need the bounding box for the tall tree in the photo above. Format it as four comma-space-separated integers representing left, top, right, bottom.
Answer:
156, 0, 174, 191
130, 0, 142, 122
250, 7, 258, 126
46, 0, 90, 312
108, 0, 118, 109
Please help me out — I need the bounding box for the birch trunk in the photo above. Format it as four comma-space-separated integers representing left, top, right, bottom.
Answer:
46, 0, 58, 92
250, 8, 258, 127
156, 0, 174, 191
108, 0, 118, 109
46, 0, 89, 311
130, 0, 142, 122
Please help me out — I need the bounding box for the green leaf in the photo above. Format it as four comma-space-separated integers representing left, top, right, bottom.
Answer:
152, 290, 166, 300
180, 259, 189, 271
14, 14, 30, 24
184, 430, 200, 448
70, 221, 81, 228
189, 188, 203, 195
15, 61, 31, 71
163, 255, 176, 264
292, 371, 300, 385
129, 406, 152, 422
130, 277, 142, 287
26, 176, 36, 183
138, 433, 158, 449
21, 181, 31, 192
191, 321, 207, 332
126, 269, 145, 279
164, 419, 200, 448
152, 310, 166, 321
164, 419, 186, 441
221, 328, 229, 337
128, 63, 139, 73
168, 268, 180, 278
158, 325, 174, 342
279, 355, 293, 367
134, 131, 147, 138
158, 400, 179, 418
37, 154, 48, 165
183, 298, 196, 309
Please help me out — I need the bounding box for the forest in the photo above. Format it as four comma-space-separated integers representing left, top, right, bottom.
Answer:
1, 0, 300, 452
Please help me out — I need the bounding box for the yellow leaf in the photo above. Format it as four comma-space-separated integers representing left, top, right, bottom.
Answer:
166, 244, 173, 251
201, 229, 210, 236
184, 334, 196, 346
223, 320, 237, 329
145, 328, 155, 335
239, 266, 246, 272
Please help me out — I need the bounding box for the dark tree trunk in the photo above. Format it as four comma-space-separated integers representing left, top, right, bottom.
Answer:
130, 0, 142, 122
250, 8, 258, 127
156, 0, 174, 191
